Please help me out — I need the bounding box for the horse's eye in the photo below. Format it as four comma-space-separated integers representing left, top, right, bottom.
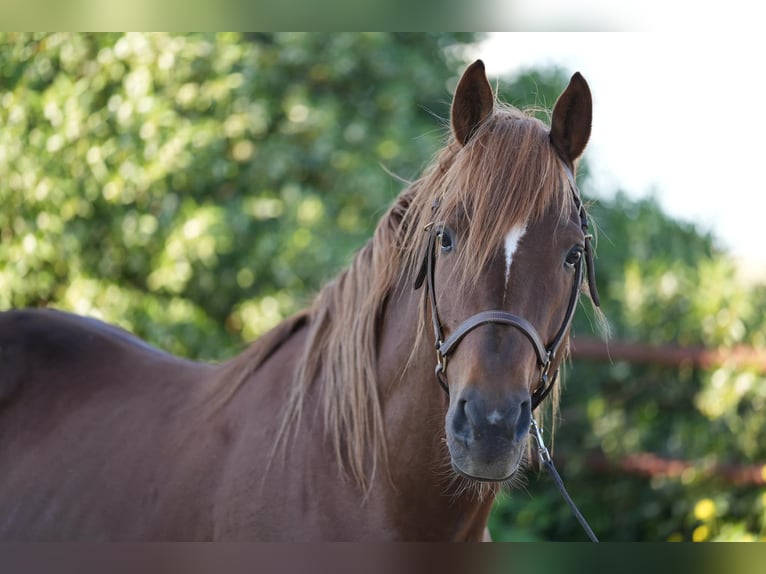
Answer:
565, 246, 583, 268
437, 229, 453, 253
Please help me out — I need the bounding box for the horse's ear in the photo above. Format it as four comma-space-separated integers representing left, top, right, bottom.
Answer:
451, 60, 494, 146
550, 72, 592, 165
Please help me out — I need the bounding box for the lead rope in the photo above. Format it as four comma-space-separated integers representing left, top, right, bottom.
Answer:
529, 418, 599, 542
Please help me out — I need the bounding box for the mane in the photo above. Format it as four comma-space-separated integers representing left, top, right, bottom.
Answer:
271, 102, 578, 490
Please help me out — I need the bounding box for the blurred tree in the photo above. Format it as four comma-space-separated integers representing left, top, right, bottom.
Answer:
0, 32, 473, 358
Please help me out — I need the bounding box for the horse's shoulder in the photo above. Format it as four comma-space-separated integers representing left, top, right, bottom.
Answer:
0, 308, 180, 404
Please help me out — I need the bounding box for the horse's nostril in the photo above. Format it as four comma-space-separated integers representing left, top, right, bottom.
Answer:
450, 398, 472, 443
515, 399, 532, 441
461, 396, 492, 436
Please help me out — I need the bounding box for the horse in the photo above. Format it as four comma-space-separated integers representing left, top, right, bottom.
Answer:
0, 60, 599, 541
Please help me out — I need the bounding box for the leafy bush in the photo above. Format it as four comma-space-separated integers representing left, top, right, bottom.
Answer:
0, 32, 471, 359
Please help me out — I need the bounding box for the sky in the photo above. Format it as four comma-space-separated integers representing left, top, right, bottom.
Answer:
469, 33, 766, 272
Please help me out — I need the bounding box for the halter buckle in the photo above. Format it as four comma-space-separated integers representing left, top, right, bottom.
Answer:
540, 352, 553, 385
434, 342, 450, 393
435, 341, 448, 374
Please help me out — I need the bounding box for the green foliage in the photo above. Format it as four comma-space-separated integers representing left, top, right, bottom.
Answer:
3, 33, 766, 541
0, 32, 471, 359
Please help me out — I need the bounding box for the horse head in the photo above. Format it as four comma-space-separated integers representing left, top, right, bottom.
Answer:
416, 60, 597, 483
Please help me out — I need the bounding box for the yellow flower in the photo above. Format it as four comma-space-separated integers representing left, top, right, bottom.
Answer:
692, 525, 710, 542
694, 498, 716, 522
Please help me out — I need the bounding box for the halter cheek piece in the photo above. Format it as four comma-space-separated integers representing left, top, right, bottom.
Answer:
414, 165, 600, 410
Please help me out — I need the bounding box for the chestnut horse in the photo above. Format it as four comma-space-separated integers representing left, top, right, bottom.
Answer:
0, 60, 598, 540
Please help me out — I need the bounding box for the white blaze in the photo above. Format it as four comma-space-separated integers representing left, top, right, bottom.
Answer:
487, 410, 503, 425
504, 224, 527, 286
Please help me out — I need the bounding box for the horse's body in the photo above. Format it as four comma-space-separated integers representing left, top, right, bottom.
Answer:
0, 61, 597, 540
0, 290, 491, 540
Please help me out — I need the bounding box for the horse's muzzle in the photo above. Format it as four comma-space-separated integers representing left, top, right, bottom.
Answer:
445, 387, 531, 482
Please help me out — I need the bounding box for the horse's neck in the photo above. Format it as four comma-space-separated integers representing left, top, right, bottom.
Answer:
376, 282, 497, 540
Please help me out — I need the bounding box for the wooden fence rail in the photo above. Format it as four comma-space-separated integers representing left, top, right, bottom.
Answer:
570, 337, 766, 372
558, 337, 766, 485
584, 452, 766, 486
544, 452, 766, 486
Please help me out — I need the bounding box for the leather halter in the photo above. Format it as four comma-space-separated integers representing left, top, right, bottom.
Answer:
414, 165, 599, 410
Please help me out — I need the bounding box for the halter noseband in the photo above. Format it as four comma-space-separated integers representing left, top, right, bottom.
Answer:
414, 165, 599, 410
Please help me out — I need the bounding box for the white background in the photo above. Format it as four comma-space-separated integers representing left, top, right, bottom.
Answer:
470, 33, 766, 272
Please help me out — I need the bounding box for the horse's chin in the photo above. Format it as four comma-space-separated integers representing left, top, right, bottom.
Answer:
450, 459, 518, 483
448, 443, 526, 483
446, 430, 526, 484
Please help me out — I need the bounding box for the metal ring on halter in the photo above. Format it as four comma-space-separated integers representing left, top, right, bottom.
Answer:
435, 342, 447, 373
434, 343, 449, 393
